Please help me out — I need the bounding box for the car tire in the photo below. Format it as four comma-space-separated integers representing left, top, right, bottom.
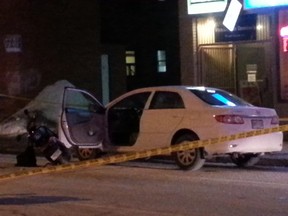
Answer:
230, 153, 261, 167
172, 134, 205, 171
76, 148, 101, 161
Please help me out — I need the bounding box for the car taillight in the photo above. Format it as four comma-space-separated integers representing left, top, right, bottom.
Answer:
214, 115, 244, 124
271, 116, 279, 125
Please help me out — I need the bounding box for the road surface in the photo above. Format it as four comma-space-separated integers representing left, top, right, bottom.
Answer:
0, 154, 288, 216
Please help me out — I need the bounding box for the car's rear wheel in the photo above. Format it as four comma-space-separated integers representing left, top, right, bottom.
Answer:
230, 153, 261, 167
76, 148, 102, 161
172, 134, 205, 170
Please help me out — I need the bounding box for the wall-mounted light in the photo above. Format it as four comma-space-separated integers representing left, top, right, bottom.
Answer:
207, 19, 216, 30
280, 26, 288, 37
256, 24, 263, 30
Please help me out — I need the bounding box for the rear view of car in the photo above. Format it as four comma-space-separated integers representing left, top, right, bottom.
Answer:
187, 87, 283, 167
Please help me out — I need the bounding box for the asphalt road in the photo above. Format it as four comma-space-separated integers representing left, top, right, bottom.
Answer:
0, 154, 288, 216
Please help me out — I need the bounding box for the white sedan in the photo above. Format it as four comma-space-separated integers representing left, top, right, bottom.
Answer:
59, 86, 283, 170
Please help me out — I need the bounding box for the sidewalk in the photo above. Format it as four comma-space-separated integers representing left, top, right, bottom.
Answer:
256, 142, 288, 167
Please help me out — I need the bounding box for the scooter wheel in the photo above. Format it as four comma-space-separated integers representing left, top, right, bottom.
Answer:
76, 148, 102, 161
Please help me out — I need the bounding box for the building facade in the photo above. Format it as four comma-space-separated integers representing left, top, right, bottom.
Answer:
0, 0, 181, 120
179, 0, 288, 117
1, 0, 288, 119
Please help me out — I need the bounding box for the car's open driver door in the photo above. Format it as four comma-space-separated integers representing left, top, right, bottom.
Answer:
60, 87, 105, 148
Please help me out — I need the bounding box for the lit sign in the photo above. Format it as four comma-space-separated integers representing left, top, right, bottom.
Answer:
3, 34, 22, 53
244, 0, 288, 10
223, 0, 242, 31
283, 38, 288, 52
187, 0, 228, 15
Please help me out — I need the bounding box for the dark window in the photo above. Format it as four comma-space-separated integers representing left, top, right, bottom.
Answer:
112, 92, 150, 110
149, 91, 184, 109
157, 50, 167, 72
64, 88, 104, 114
126, 50, 136, 76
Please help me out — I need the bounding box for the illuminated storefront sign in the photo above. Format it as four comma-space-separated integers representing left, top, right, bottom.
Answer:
223, 0, 242, 31
283, 37, 288, 52
187, 0, 228, 14
280, 26, 288, 52
215, 14, 257, 42
244, 0, 288, 10
279, 10, 288, 101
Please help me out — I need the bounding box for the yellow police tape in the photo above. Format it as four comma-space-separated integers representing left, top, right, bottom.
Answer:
0, 124, 287, 181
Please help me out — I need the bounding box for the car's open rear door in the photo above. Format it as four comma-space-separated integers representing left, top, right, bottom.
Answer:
60, 87, 105, 148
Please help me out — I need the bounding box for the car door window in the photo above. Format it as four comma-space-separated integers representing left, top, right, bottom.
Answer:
108, 92, 150, 146
63, 88, 105, 144
149, 91, 184, 109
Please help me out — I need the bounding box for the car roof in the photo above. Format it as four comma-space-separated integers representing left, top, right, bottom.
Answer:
106, 86, 227, 107
126, 86, 219, 93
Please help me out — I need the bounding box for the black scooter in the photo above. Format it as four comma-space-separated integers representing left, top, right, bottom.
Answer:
16, 109, 71, 166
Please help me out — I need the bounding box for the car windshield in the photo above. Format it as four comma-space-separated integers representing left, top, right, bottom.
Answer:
189, 87, 251, 106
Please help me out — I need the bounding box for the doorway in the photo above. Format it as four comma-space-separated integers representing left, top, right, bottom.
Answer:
199, 43, 272, 106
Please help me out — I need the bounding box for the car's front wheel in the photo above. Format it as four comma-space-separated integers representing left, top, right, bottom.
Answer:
230, 153, 261, 167
172, 134, 205, 170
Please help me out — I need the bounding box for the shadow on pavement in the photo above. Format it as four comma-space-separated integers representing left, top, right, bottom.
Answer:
0, 193, 88, 205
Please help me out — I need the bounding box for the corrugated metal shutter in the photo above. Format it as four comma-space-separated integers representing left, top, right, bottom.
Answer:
199, 46, 236, 94
257, 15, 271, 40
197, 18, 215, 44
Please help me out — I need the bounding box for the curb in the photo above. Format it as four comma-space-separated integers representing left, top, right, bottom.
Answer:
206, 154, 288, 167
